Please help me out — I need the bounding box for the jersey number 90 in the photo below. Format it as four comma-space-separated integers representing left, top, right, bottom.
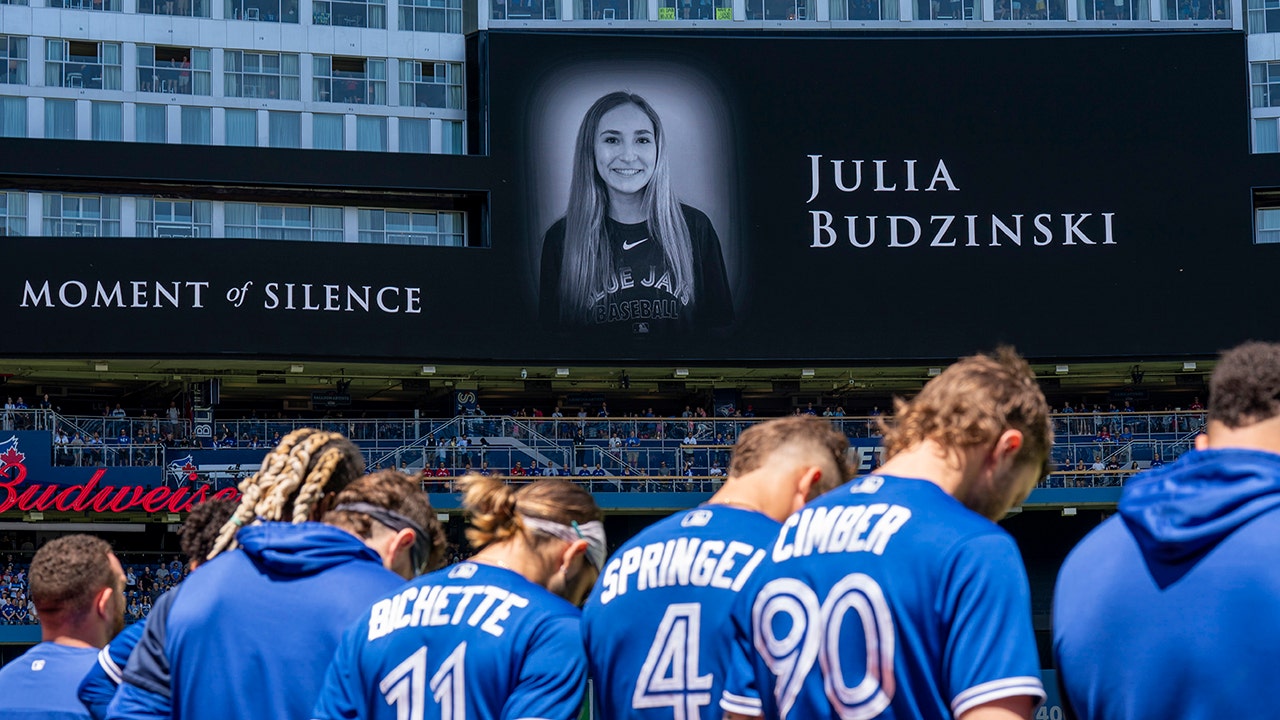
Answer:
752, 575, 895, 720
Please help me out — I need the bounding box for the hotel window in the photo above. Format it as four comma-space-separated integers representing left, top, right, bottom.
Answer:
441, 120, 462, 154
398, 61, 462, 110
0, 37, 27, 85
46, 40, 121, 90
1167, 0, 1225, 18
225, 51, 300, 100
313, 0, 386, 27
399, 118, 429, 153
45, 99, 76, 140
268, 111, 301, 148
0, 97, 26, 138
91, 101, 123, 141
1253, 63, 1280, 108
136, 199, 212, 237
658, 0, 730, 18
0, 191, 26, 236
137, 46, 211, 95
42, 194, 121, 237
226, 0, 299, 21
401, 0, 463, 30
579, 0, 647, 17
828, 0, 899, 17
1077, 0, 1147, 18
1258, 207, 1280, 243
139, 0, 211, 16
357, 209, 465, 246
1251, 0, 1280, 29
314, 57, 386, 105
356, 116, 385, 151
225, 203, 344, 242
312, 113, 344, 150
136, 104, 167, 143
180, 106, 211, 144
49, 0, 121, 11
994, 0, 1061, 18
226, 108, 258, 146
1256, 117, 1279, 153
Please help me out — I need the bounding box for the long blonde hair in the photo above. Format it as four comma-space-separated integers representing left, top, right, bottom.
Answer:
558, 91, 695, 324
207, 428, 365, 559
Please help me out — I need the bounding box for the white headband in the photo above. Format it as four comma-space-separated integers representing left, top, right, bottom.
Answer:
520, 516, 607, 571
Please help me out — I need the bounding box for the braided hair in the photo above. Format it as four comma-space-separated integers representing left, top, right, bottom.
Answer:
208, 428, 365, 560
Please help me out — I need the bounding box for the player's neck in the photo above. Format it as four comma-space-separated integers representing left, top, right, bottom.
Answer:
607, 194, 647, 224
875, 439, 966, 498
471, 542, 554, 588
41, 623, 102, 649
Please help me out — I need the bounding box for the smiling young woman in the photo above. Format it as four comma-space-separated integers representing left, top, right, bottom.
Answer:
538, 91, 733, 337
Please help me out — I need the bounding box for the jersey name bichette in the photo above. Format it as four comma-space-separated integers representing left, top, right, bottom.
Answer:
367, 584, 528, 641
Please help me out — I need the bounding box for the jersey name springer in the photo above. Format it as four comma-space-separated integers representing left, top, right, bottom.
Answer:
597, 538, 766, 605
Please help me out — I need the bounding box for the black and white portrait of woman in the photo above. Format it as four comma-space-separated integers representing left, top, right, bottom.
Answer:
537, 86, 735, 337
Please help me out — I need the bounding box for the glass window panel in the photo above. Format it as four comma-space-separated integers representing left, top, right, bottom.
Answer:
356, 115, 385, 151
313, 113, 344, 150
399, 118, 429, 153
44, 99, 76, 139
91, 101, 123, 141
225, 108, 258, 146
268, 111, 300, 148
180, 106, 211, 144
0, 97, 25, 138
136, 104, 167, 143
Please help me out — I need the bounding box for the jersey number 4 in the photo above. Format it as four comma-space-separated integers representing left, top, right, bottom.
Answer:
379, 643, 467, 720
752, 575, 896, 720
632, 603, 714, 720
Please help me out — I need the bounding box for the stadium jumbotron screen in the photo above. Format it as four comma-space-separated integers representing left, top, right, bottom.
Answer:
2, 30, 1258, 363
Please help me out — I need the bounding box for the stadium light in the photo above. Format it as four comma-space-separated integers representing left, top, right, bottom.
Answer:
1055, 364, 1069, 375
674, 368, 689, 378
556, 368, 570, 377
1062, 507, 1078, 517
420, 365, 436, 375
927, 367, 942, 377
289, 364, 304, 373
94, 362, 109, 372
801, 368, 815, 378
1183, 361, 1197, 371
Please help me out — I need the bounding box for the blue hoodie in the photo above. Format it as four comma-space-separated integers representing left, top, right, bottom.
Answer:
1054, 449, 1280, 720
106, 522, 406, 720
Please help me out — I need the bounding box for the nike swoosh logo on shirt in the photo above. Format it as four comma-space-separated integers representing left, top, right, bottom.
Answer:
622, 237, 649, 250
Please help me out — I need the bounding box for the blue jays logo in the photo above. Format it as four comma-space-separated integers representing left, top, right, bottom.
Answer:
167, 454, 198, 484
0, 436, 28, 485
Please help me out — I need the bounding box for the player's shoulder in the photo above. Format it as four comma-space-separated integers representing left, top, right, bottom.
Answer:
678, 203, 712, 228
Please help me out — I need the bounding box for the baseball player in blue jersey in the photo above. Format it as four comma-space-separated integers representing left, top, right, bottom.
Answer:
312, 474, 608, 720
0, 535, 127, 720
583, 416, 854, 720
77, 499, 236, 720
722, 349, 1052, 720
1055, 342, 1280, 720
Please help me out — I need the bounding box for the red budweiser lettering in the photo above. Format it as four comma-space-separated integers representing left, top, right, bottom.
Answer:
0, 470, 240, 514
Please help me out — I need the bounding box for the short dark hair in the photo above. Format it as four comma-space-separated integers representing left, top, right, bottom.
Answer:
1209, 341, 1280, 428
30, 534, 115, 616
728, 416, 853, 494
177, 499, 238, 565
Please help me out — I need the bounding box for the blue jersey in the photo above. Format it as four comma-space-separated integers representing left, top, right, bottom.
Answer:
582, 506, 778, 720
312, 561, 587, 720
78, 622, 145, 720
721, 475, 1044, 720
0, 641, 99, 720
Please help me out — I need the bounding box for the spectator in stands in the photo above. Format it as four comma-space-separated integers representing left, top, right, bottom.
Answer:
108, 431, 445, 720
511, 461, 527, 477
529, 460, 544, 477
78, 499, 238, 720
1056, 342, 1280, 720
1150, 453, 1163, 467
0, 535, 126, 720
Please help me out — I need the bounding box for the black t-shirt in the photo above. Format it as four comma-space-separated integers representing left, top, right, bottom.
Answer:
539, 204, 733, 336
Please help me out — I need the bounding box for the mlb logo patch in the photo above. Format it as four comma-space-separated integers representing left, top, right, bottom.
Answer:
448, 563, 478, 579
31, 660, 45, 671
681, 509, 713, 527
